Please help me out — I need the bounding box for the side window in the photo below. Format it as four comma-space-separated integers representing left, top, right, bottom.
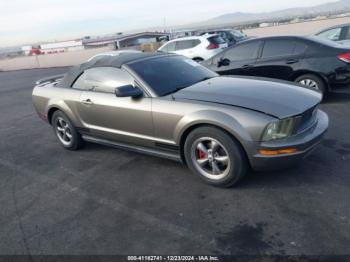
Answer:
72, 67, 134, 93
161, 41, 176, 52
317, 27, 342, 41
218, 32, 228, 41
176, 40, 195, 50
261, 40, 295, 58
344, 26, 350, 40
72, 72, 87, 90
225, 32, 234, 42
191, 39, 201, 48
224, 41, 261, 61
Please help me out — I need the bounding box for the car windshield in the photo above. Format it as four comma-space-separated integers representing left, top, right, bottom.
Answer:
128, 55, 218, 96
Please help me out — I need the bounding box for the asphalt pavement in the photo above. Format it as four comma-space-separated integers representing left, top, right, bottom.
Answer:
0, 68, 349, 256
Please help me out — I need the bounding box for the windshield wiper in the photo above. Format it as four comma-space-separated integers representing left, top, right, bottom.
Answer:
195, 76, 213, 84
162, 85, 189, 96
162, 77, 214, 96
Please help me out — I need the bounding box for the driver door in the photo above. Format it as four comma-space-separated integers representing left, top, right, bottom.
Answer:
73, 67, 153, 147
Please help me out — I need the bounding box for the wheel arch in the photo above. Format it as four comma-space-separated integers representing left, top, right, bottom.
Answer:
47, 107, 60, 124
290, 70, 329, 91
174, 110, 253, 163
179, 122, 249, 164
46, 103, 78, 126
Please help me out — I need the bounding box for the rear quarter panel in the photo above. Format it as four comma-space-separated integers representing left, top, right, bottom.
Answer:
302, 42, 341, 73
300, 53, 349, 89
32, 84, 82, 126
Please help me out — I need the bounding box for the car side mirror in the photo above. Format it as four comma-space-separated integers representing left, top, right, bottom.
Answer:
115, 85, 143, 98
218, 58, 230, 67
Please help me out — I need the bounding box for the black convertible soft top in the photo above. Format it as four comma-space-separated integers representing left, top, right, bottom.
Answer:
58, 52, 172, 88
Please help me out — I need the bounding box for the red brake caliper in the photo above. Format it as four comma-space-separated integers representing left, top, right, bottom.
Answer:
197, 149, 206, 159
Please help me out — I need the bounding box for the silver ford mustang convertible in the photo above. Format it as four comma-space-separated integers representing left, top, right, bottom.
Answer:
32, 52, 328, 187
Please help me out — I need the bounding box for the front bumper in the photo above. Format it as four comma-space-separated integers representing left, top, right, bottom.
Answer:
249, 110, 329, 171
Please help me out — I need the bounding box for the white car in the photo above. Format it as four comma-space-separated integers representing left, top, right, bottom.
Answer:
315, 23, 350, 47
158, 35, 228, 61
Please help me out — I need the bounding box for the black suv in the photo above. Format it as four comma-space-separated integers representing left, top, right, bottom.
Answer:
203, 36, 350, 94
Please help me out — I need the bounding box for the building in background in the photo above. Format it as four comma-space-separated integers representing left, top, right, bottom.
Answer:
0, 47, 23, 59
0, 32, 169, 59
39, 40, 84, 54
21, 46, 33, 56
83, 32, 170, 50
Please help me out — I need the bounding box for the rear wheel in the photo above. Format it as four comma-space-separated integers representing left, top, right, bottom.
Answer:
52, 111, 84, 150
184, 126, 247, 187
295, 74, 326, 94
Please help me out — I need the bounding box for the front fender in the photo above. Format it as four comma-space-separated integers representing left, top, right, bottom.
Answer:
174, 110, 253, 147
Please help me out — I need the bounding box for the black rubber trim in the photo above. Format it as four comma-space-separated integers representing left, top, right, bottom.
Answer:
76, 127, 90, 134
82, 135, 182, 162
155, 142, 179, 152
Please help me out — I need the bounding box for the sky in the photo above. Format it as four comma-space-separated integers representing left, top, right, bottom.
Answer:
0, 0, 337, 47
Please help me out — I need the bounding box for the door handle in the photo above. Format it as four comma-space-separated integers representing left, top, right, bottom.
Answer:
81, 98, 93, 105
286, 59, 299, 64
241, 64, 253, 69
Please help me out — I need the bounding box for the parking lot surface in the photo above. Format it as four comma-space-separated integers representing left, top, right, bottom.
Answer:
0, 68, 350, 255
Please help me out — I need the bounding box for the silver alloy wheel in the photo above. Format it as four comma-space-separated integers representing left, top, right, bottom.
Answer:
299, 79, 319, 90
190, 137, 231, 180
56, 117, 73, 146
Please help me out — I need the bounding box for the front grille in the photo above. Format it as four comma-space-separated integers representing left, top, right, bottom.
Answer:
297, 105, 318, 133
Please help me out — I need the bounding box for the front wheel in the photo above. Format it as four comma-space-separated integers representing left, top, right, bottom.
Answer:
184, 126, 248, 187
52, 111, 84, 150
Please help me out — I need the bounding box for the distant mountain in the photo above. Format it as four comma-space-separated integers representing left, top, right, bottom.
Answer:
193, 0, 350, 27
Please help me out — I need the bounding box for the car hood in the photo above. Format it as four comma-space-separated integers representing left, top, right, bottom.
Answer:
173, 76, 322, 119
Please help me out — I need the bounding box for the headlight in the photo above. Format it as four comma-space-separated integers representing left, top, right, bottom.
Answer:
262, 117, 296, 141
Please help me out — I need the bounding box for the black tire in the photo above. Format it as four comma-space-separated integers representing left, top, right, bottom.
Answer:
52, 111, 84, 150
295, 74, 326, 94
193, 57, 204, 62
184, 126, 248, 187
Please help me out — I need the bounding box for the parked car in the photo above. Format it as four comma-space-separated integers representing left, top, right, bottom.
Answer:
203, 35, 350, 94
32, 53, 328, 187
315, 23, 350, 46
158, 35, 227, 62
200, 29, 247, 46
